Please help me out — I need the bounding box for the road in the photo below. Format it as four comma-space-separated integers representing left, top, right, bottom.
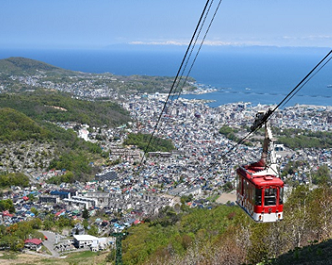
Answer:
39, 230, 60, 258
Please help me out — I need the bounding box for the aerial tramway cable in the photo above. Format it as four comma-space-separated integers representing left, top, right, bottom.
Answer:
140, 2, 210, 153
151, 0, 223, 163
171, 0, 223, 101
280, 52, 332, 108
139, 0, 215, 167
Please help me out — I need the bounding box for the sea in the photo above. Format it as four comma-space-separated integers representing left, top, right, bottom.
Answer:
0, 46, 331, 108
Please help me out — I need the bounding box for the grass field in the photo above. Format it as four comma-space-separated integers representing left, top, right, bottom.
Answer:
0, 250, 111, 265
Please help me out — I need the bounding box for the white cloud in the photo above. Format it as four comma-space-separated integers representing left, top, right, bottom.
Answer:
283, 35, 332, 40
129, 36, 331, 48
130, 40, 188, 46
129, 40, 255, 46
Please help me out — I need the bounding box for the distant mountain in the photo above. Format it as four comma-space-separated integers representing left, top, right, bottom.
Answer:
0, 57, 75, 76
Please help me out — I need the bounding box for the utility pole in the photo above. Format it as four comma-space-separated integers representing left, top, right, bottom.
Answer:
111, 232, 128, 265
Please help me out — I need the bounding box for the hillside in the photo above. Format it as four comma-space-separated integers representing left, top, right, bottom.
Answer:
80, 184, 332, 265
3, 186, 332, 265
0, 108, 49, 142
123, 133, 175, 152
0, 107, 106, 180
0, 90, 130, 127
0, 57, 74, 76
0, 250, 110, 265
270, 239, 332, 265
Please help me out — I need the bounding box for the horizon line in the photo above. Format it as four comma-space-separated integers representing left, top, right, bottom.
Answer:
0, 43, 330, 50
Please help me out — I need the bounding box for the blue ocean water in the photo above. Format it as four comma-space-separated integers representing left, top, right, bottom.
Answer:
0, 47, 331, 107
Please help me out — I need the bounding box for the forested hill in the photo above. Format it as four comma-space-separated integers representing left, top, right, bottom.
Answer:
0, 106, 106, 181
0, 91, 130, 127
0, 57, 76, 76
0, 108, 49, 142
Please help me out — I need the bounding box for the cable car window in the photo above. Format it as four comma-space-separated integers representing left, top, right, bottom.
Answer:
244, 180, 249, 197
250, 184, 254, 204
237, 176, 242, 194
279, 187, 284, 204
255, 188, 262, 206
264, 188, 276, 206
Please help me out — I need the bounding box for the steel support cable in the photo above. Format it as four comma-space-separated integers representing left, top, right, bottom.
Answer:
235, 48, 332, 147
155, 0, 215, 143
140, 1, 224, 178
158, 0, 222, 164
147, 5, 209, 150
139, 0, 212, 168
170, 0, 216, 100
174, 0, 223, 102
273, 49, 332, 113
168, 0, 225, 182
156, 0, 218, 151
281, 54, 332, 108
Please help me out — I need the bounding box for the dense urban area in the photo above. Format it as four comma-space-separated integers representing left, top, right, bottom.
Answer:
1, 57, 332, 264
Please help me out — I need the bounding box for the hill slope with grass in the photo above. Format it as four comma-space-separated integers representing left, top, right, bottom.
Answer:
0, 90, 130, 127
0, 106, 106, 181
99, 183, 332, 265
0, 107, 49, 142
0, 57, 74, 76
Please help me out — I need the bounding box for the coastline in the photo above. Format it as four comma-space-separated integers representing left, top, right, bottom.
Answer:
180, 85, 332, 108
183, 82, 218, 95
148, 90, 332, 111
0, 49, 331, 108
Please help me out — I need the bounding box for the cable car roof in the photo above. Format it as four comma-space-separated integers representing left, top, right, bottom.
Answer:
237, 166, 284, 186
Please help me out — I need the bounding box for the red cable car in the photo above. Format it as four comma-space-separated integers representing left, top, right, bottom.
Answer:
236, 112, 284, 222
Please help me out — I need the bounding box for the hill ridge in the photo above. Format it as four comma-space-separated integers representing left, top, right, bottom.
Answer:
0, 56, 74, 76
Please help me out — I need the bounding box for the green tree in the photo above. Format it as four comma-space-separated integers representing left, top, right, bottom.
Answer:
0, 172, 29, 188
30, 218, 42, 229
43, 219, 53, 231
30, 207, 39, 216
27, 193, 36, 202
83, 219, 89, 229
123, 133, 174, 152
312, 165, 330, 185
0, 199, 15, 213
223, 181, 234, 192
88, 225, 99, 236
82, 208, 89, 219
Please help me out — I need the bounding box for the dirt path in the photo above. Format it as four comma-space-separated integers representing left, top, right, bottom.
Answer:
0, 253, 43, 265
216, 191, 236, 204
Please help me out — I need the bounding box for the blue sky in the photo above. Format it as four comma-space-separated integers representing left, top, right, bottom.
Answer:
1, 0, 331, 49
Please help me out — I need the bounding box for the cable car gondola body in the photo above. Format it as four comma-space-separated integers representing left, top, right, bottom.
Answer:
236, 111, 284, 222
237, 163, 284, 222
